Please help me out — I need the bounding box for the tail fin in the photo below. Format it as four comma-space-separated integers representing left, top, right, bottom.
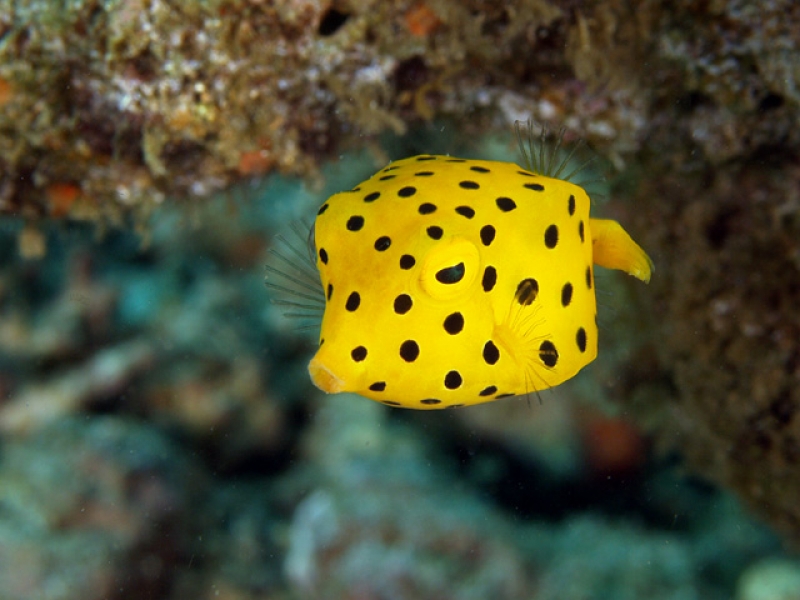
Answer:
590, 218, 653, 283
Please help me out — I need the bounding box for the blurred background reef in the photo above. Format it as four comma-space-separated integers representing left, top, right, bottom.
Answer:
1, 0, 800, 599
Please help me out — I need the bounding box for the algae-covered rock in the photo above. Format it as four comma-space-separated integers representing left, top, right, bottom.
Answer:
608, 0, 800, 547
0, 417, 202, 600
0, 0, 569, 224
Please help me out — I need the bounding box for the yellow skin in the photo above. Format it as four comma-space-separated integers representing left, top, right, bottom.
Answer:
308, 155, 652, 409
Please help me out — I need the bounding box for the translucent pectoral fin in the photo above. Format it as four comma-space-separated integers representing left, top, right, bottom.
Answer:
590, 218, 653, 283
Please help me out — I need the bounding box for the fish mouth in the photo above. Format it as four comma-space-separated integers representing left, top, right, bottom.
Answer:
308, 356, 345, 394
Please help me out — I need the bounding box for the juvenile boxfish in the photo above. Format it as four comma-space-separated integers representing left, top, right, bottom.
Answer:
276, 125, 653, 409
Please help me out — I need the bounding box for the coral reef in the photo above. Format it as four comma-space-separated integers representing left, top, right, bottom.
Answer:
283, 395, 777, 600
614, 0, 800, 545
284, 398, 538, 599
0, 0, 572, 225
0, 417, 202, 600
629, 155, 800, 546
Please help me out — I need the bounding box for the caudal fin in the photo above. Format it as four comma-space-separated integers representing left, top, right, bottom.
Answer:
590, 218, 653, 283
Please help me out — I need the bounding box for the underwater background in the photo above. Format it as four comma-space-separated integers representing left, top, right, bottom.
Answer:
2, 1, 800, 599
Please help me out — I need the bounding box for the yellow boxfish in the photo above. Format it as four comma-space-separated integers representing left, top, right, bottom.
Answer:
281, 125, 652, 409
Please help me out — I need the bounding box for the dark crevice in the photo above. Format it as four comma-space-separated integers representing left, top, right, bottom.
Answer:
318, 8, 349, 36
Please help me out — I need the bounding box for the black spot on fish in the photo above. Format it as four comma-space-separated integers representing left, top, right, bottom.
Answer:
369, 381, 386, 391
346, 291, 360, 311
459, 180, 480, 190
576, 327, 587, 352
374, 236, 391, 251
394, 294, 413, 314
364, 191, 380, 202
479, 385, 497, 396
515, 278, 539, 305
443, 312, 464, 334
483, 340, 500, 365
444, 370, 463, 389
400, 254, 416, 269
524, 182, 545, 191
579, 220, 585, 243
319, 248, 328, 264
327, 283, 333, 300
351, 346, 367, 361
347, 215, 364, 231
398, 186, 417, 197
470, 165, 490, 173
421, 398, 441, 405
455, 206, 475, 218
545, 224, 558, 248
480, 225, 496, 246
419, 203, 437, 214
427, 226, 444, 240
539, 340, 558, 367
482, 266, 497, 292
318, 203, 329, 215
400, 340, 420, 362
496, 197, 516, 212
568, 195, 575, 216
561, 282, 573, 307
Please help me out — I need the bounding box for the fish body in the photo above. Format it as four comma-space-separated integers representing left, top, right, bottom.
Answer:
307, 155, 651, 409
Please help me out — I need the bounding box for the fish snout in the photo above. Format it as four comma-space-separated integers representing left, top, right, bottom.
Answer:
308, 354, 345, 394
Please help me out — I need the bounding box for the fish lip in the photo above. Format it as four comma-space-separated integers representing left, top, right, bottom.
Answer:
308, 356, 345, 394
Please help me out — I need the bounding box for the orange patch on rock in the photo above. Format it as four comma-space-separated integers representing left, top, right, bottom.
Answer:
581, 415, 646, 476
404, 3, 441, 37
46, 182, 82, 218
238, 149, 275, 175
0, 77, 13, 106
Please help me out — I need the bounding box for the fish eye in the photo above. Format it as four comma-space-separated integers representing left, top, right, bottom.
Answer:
418, 237, 479, 300
435, 262, 465, 284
